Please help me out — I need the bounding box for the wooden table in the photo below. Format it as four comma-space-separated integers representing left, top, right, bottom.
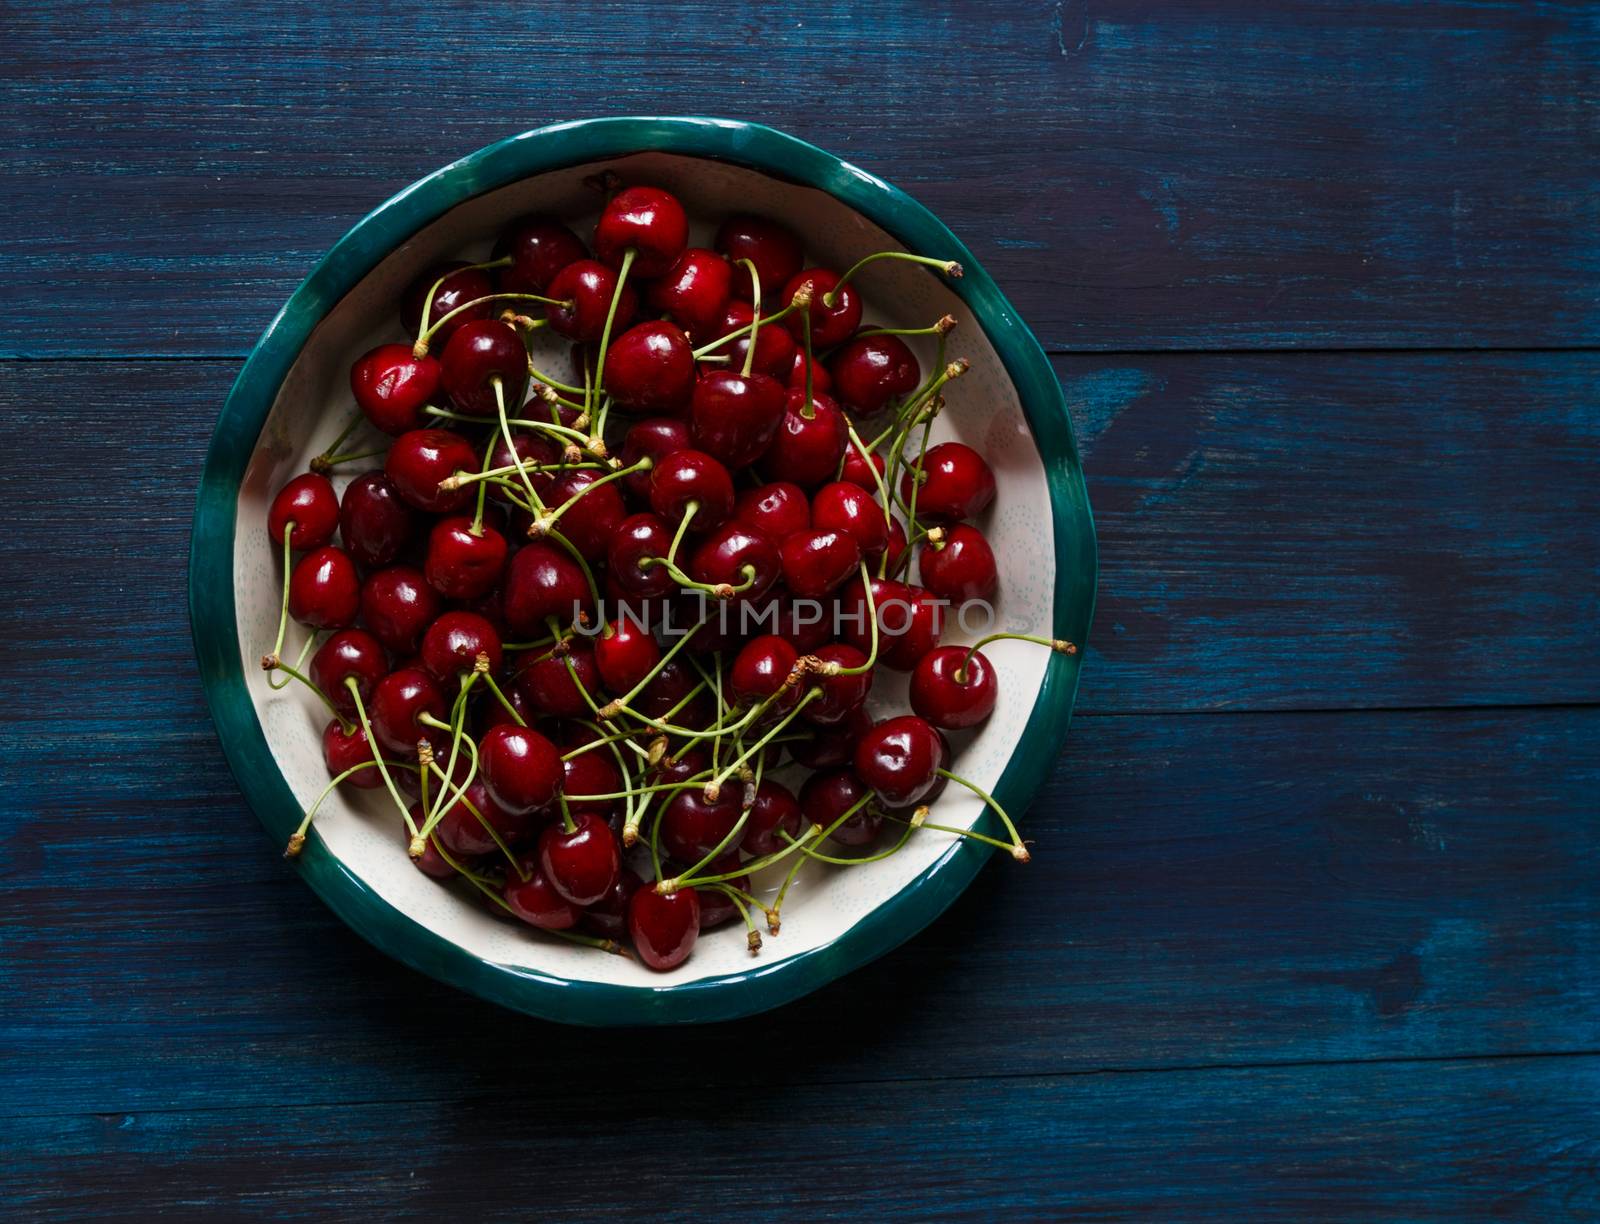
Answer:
4, 3, 1597, 1217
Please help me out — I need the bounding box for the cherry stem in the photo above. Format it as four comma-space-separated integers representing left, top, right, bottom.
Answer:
737, 259, 761, 377
470, 434, 497, 534
527, 457, 651, 537
591, 247, 636, 418
266, 633, 316, 692
800, 303, 815, 418
762, 793, 877, 925
712, 884, 764, 955
284, 759, 386, 857
856, 315, 958, 340
426, 404, 591, 448
260, 655, 351, 732
345, 678, 418, 838
415, 256, 512, 344
822, 251, 962, 308
269, 522, 294, 662
898, 412, 936, 565
413, 291, 573, 358
830, 562, 880, 673
480, 670, 525, 726
493, 376, 549, 514
315, 447, 387, 469
424, 672, 478, 824
689, 295, 805, 359
700, 689, 821, 802
956, 632, 1078, 684
541, 525, 603, 610
865, 334, 950, 454
526, 358, 587, 398
881, 808, 1018, 854
843, 424, 896, 575
780, 815, 915, 866
313, 409, 365, 470
934, 767, 1030, 861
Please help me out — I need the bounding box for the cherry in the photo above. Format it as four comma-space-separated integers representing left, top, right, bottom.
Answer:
503, 540, 592, 635
618, 418, 690, 503
409, 820, 460, 880
602, 320, 695, 414
478, 723, 562, 815
288, 545, 360, 629
595, 185, 689, 277
717, 300, 797, 379
633, 658, 702, 723
560, 745, 622, 821
689, 370, 787, 469
837, 576, 943, 670
786, 349, 832, 394
516, 640, 601, 718
649, 450, 735, 531
608, 513, 676, 599
545, 469, 626, 562
919, 523, 998, 603
629, 886, 700, 971
489, 430, 562, 504
268, 473, 339, 550
690, 854, 750, 930
503, 856, 582, 931
840, 445, 887, 490
854, 714, 943, 808
828, 333, 920, 416
402, 261, 495, 348
419, 610, 502, 684
593, 616, 661, 693
771, 590, 835, 653
582, 866, 644, 939
778, 528, 862, 599
802, 641, 873, 725
385, 429, 478, 514
910, 645, 997, 729
476, 680, 541, 734
688, 522, 780, 602
545, 259, 638, 343
435, 779, 528, 859
649, 247, 733, 338
789, 705, 871, 768
339, 472, 419, 570
440, 318, 528, 417
761, 389, 848, 489
901, 441, 996, 523
780, 268, 861, 349
799, 769, 880, 847
424, 516, 508, 600
494, 214, 588, 293
716, 214, 803, 301
660, 788, 742, 862
368, 666, 446, 756
322, 718, 384, 789
359, 565, 441, 654
311, 629, 388, 715
733, 481, 810, 541
729, 634, 799, 709
812, 480, 889, 558
539, 812, 620, 906
350, 344, 441, 436
741, 780, 802, 855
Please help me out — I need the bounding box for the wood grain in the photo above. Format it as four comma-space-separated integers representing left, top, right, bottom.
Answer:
3, 0, 1597, 356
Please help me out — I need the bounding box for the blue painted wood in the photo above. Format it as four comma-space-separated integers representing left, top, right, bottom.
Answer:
2, 0, 1598, 356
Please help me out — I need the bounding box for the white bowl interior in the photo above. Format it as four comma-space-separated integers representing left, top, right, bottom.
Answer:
231, 151, 1056, 988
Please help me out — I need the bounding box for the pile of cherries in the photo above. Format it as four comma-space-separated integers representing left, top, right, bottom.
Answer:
263, 178, 1074, 971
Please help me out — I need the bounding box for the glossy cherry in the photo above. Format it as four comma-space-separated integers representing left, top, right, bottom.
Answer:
581, 866, 644, 940
408, 818, 459, 880
607, 513, 676, 599
910, 645, 997, 729
772, 590, 835, 653
539, 812, 621, 906
854, 714, 943, 807
489, 430, 563, 504
919, 523, 998, 603
780, 268, 861, 348
268, 473, 339, 550
789, 705, 872, 768
560, 747, 623, 822
741, 779, 802, 855
368, 666, 447, 757
516, 640, 601, 719
546, 469, 627, 563
691, 854, 749, 931
688, 522, 781, 602
648, 450, 735, 531
503, 540, 592, 635
799, 769, 880, 847
434, 779, 528, 859
402, 261, 495, 347
901, 441, 996, 523
618, 418, 690, 503
424, 516, 508, 600
659, 788, 743, 862
733, 481, 809, 541
385, 429, 478, 514
288, 545, 360, 629
477, 723, 562, 815
689, 369, 787, 469
648, 247, 733, 338
418, 610, 503, 684
838, 576, 945, 671
502, 856, 582, 930
812, 480, 889, 558
840, 445, 887, 490
311, 629, 388, 715
350, 344, 441, 436
593, 616, 662, 693
717, 299, 797, 378
545, 259, 638, 343
602, 320, 695, 414
440, 318, 528, 417
778, 528, 861, 599
595, 185, 689, 277
359, 565, 441, 654
715, 214, 803, 301
339, 471, 419, 570
787, 349, 832, 394
828, 333, 920, 416
761, 389, 848, 489
493, 214, 588, 293
802, 642, 873, 725
729, 634, 799, 709
628, 886, 700, 971
322, 718, 384, 789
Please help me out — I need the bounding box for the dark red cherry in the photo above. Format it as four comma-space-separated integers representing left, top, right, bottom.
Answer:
478, 723, 562, 815
688, 523, 780, 602
839, 578, 944, 671
435, 780, 528, 859
803, 642, 873, 725
476, 680, 541, 734
593, 616, 661, 693
779, 528, 861, 599
828, 333, 920, 416
385, 429, 478, 514
602, 320, 695, 415
359, 565, 441, 654
368, 667, 446, 757
787, 348, 833, 394
901, 441, 996, 523
546, 469, 627, 563
409, 817, 459, 880
545, 259, 638, 343
503, 540, 592, 636
494, 215, 588, 293
729, 634, 799, 709
884, 518, 908, 576
780, 268, 861, 349
812, 480, 889, 558
789, 705, 871, 768
649, 247, 733, 338
502, 856, 582, 930
323, 718, 384, 789
607, 512, 676, 599
692, 854, 749, 930
288, 545, 360, 629
689, 369, 787, 469
855, 714, 943, 807
539, 812, 620, 906
424, 516, 508, 600
581, 866, 644, 940
440, 318, 528, 417
628, 886, 700, 970
715, 214, 803, 301
339, 472, 419, 570
762, 390, 848, 489
268, 473, 339, 550
619, 418, 691, 503
350, 344, 441, 436
716, 300, 797, 379
595, 185, 689, 277
919, 523, 998, 603
633, 659, 702, 723
840, 445, 887, 490
516, 640, 601, 719
489, 430, 563, 504
741, 780, 802, 855
910, 645, 997, 730
402, 261, 495, 348
800, 769, 880, 847
311, 629, 387, 715
650, 745, 709, 789
419, 610, 502, 684
733, 481, 810, 541
660, 788, 742, 861
649, 450, 735, 531
771, 590, 834, 653
561, 748, 622, 821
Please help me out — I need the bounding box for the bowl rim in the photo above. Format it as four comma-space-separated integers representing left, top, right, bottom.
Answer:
188, 116, 1098, 1025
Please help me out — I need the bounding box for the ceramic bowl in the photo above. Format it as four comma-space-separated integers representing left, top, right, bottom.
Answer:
189, 117, 1096, 1025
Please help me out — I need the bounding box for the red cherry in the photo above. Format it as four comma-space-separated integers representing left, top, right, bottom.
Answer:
787, 349, 833, 395
593, 616, 661, 693
359, 565, 440, 654
659, 788, 742, 862
649, 450, 735, 531
546, 469, 626, 563
800, 769, 880, 846
502, 857, 582, 930
418, 610, 502, 684
440, 318, 528, 417
595, 186, 689, 277
649, 247, 733, 338
733, 481, 810, 541
409, 818, 460, 880
884, 518, 909, 576
435, 780, 528, 859
618, 418, 691, 503
837, 577, 945, 671
771, 590, 834, 653
539, 812, 621, 906
729, 634, 799, 709
919, 524, 998, 603
854, 714, 943, 807
424, 516, 507, 600
910, 645, 997, 730
350, 344, 441, 436
688, 523, 780, 602
560, 742, 622, 821
691, 854, 750, 930
789, 705, 872, 768
545, 259, 638, 342
761, 390, 848, 489
478, 723, 562, 815
516, 640, 601, 719
311, 629, 387, 715
489, 430, 562, 504
581, 866, 643, 940
828, 333, 920, 416
741, 780, 802, 855
268, 473, 339, 550
628, 886, 700, 971
633, 659, 704, 724
779, 268, 861, 349
368, 667, 446, 757
402, 261, 495, 348
322, 718, 384, 789
802, 642, 873, 725
494, 215, 588, 293
778, 528, 861, 599
901, 441, 996, 523
338, 472, 419, 570
385, 429, 478, 514
688, 370, 787, 469
288, 545, 360, 629
503, 540, 592, 636
602, 320, 695, 414
716, 214, 803, 301
716, 300, 797, 378
840, 445, 887, 490
607, 513, 676, 599
812, 480, 889, 558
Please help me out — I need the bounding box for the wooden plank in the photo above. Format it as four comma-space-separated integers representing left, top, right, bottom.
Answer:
6, 1054, 1600, 1219
3, 0, 1597, 356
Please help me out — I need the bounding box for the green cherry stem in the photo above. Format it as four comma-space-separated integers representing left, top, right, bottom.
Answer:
266, 632, 317, 692
283, 759, 386, 857
822, 251, 962, 308
590, 247, 636, 415
856, 314, 958, 341
780, 814, 916, 866
311, 409, 365, 473
880, 807, 1021, 855
268, 522, 294, 662
494, 376, 548, 513
345, 677, 418, 840
934, 767, 1031, 862
480, 671, 526, 725
957, 633, 1079, 683
527, 457, 651, 537
413, 291, 573, 358
260, 655, 352, 732
700, 689, 822, 802
737, 259, 761, 377
415, 256, 513, 343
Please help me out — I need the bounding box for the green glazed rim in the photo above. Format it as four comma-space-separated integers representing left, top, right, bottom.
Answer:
188, 117, 1098, 1025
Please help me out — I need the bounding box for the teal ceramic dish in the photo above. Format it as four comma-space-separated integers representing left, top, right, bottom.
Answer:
189, 117, 1096, 1025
